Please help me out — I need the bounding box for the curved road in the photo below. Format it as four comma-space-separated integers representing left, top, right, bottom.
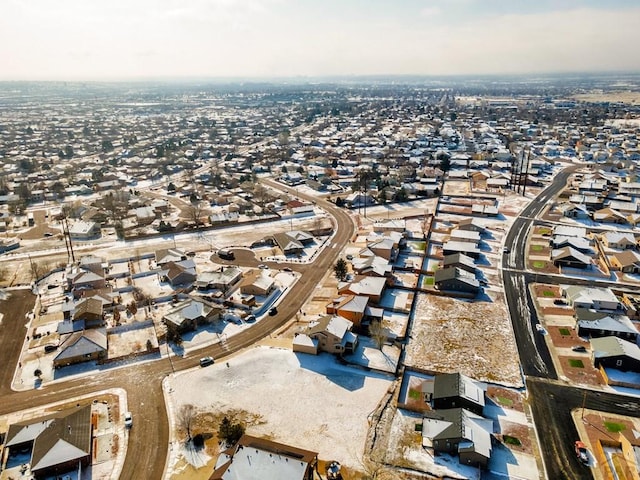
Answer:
0, 182, 355, 480
502, 166, 640, 479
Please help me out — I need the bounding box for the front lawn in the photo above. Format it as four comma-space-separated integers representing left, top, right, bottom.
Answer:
604, 421, 625, 433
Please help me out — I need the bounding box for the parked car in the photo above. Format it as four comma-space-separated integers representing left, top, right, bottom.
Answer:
502, 247, 511, 253
199, 356, 214, 367
575, 440, 589, 465
572, 345, 587, 353
44, 344, 58, 353
268, 307, 278, 316
535, 324, 547, 334
124, 412, 133, 428
245, 314, 257, 323
283, 267, 293, 272
554, 299, 568, 306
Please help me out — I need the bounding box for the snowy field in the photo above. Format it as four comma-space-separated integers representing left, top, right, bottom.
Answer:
405, 293, 523, 387
166, 346, 394, 471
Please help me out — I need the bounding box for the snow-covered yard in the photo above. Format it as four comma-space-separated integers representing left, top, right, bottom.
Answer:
405, 293, 522, 387
166, 346, 394, 474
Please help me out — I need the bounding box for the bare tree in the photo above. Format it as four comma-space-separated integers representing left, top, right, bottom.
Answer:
186, 203, 203, 226
177, 404, 196, 442
368, 320, 386, 350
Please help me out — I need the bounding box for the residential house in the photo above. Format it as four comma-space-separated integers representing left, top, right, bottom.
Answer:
600, 231, 637, 250
551, 246, 592, 269
338, 276, 387, 304
70, 297, 104, 328
155, 248, 187, 266
294, 315, 358, 355
456, 218, 487, 235
550, 236, 593, 254
434, 267, 480, 295
210, 434, 317, 480
591, 336, 640, 372
325, 294, 382, 327
609, 250, 640, 273
442, 241, 481, 259
68, 220, 101, 240
593, 208, 628, 225
442, 253, 476, 275
162, 298, 223, 335
160, 260, 197, 287
422, 408, 493, 469
562, 286, 622, 311
575, 310, 639, 342
351, 255, 392, 277
195, 267, 243, 292
273, 232, 305, 256
4, 405, 92, 478
557, 202, 590, 219
366, 236, 398, 262
54, 328, 107, 368
553, 225, 587, 238
239, 270, 275, 296
67, 268, 107, 297
429, 372, 486, 416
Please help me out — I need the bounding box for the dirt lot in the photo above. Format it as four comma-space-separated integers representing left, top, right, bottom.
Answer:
405, 294, 522, 387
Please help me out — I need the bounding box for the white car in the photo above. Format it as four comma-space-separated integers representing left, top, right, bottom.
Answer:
124, 412, 133, 428
535, 324, 547, 335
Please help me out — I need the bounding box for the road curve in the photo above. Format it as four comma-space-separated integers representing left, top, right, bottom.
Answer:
0, 181, 356, 480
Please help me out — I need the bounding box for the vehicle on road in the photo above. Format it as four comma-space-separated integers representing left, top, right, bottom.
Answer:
217, 249, 235, 260
572, 345, 587, 352
502, 247, 511, 253
124, 412, 133, 428
258, 264, 268, 269
575, 440, 589, 465
268, 307, 278, 316
199, 356, 214, 367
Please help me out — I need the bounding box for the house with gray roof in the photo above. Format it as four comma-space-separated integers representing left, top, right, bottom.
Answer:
435, 267, 480, 295
591, 336, 640, 372
575, 310, 639, 342
422, 408, 493, 469
562, 286, 622, 311
54, 328, 107, 368
442, 253, 476, 275
430, 372, 486, 415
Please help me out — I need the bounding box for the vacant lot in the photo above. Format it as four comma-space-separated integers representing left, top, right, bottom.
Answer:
405, 293, 522, 386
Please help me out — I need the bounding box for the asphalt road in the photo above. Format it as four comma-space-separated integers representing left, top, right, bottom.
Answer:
528, 378, 640, 480
502, 166, 640, 480
502, 167, 577, 379
0, 183, 355, 480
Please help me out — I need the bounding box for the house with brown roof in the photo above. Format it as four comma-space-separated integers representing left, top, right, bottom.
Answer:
240, 270, 275, 296
162, 297, 223, 335
609, 250, 640, 273
325, 294, 382, 326
69, 297, 104, 328
5, 405, 92, 478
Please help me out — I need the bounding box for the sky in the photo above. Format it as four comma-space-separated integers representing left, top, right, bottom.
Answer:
1, 0, 639, 81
